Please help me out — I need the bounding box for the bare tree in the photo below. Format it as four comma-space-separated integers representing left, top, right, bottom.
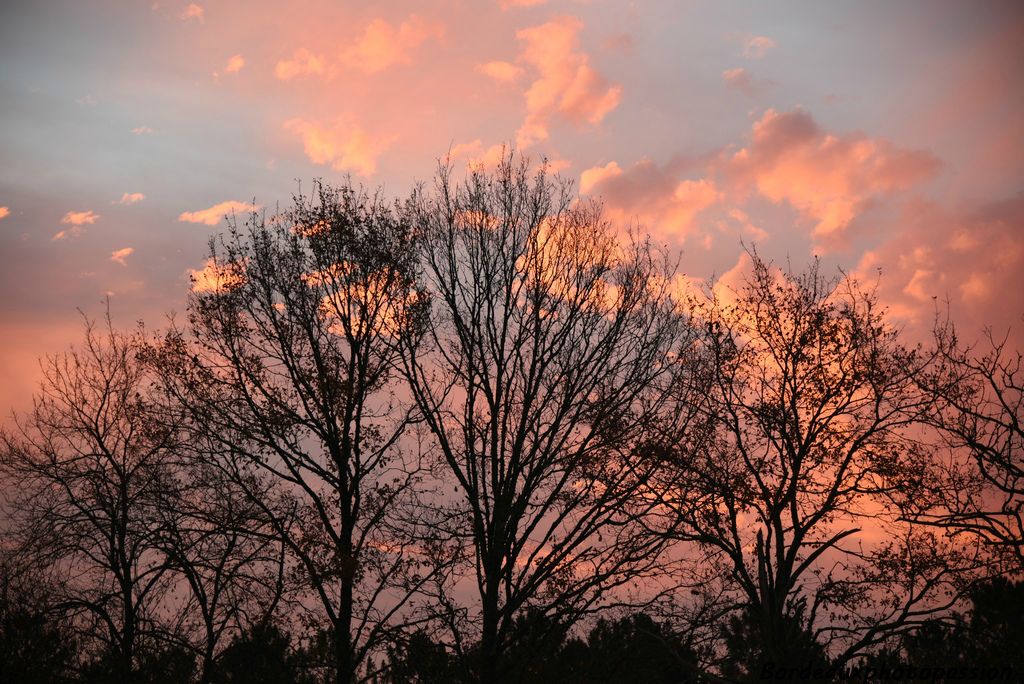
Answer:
913, 321, 1023, 569
649, 253, 989, 675
0, 315, 179, 682
148, 181, 448, 684
399, 154, 687, 681
152, 453, 287, 684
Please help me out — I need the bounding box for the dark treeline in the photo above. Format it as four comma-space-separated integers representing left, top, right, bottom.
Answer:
1, 153, 1021, 683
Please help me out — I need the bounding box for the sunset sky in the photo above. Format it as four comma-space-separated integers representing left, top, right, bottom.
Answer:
1, 0, 1022, 416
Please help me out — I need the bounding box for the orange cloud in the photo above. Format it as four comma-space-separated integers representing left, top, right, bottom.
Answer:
724, 108, 940, 241
223, 54, 245, 73
501, 0, 547, 8
178, 200, 260, 225
448, 140, 507, 168
724, 207, 768, 241
52, 228, 82, 241
855, 196, 1024, 346
579, 158, 719, 241
722, 67, 754, 96
179, 3, 203, 21
477, 60, 523, 83
0, 206, 9, 221
340, 15, 444, 74
62, 210, 99, 226
579, 160, 622, 194
284, 117, 391, 176
115, 192, 145, 205
131, 126, 153, 135
515, 16, 622, 147
188, 258, 246, 293
110, 247, 134, 266
275, 48, 326, 80
743, 35, 776, 58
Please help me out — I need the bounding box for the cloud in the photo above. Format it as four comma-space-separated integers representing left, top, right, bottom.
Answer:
178, 200, 260, 225
132, 126, 153, 135
855, 196, 1024, 346
724, 207, 768, 241
187, 258, 246, 293
223, 54, 245, 73
723, 108, 941, 240
275, 48, 326, 80
341, 15, 444, 74
579, 158, 719, 241
62, 210, 99, 226
52, 228, 82, 241
477, 60, 523, 83
579, 160, 622, 194
284, 117, 391, 176
110, 247, 134, 266
515, 16, 622, 147
75, 94, 97, 106
0, 207, 8, 221
742, 35, 776, 59
722, 68, 755, 96
501, 0, 547, 8
114, 192, 145, 205
447, 140, 508, 169
180, 3, 203, 21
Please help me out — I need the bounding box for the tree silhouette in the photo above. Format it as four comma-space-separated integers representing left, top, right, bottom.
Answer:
867, 577, 1023, 681
0, 551, 77, 683
399, 153, 688, 681
914, 322, 1023, 569
649, 252, 989, 672
210, 620, 308, 684
149, 181, 448, 684
0, 316, 180, 682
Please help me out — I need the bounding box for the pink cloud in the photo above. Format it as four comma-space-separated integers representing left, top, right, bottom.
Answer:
723, 108, 941, 241
579, 158, 719, 242
61, 210, 99, 226
476, 60, 523, 83
275, 48, 326, 80
448, 140, 507, 168
179, 3, 203, 22
52, 228, 82, 241
722, 67, 755, 96
187, 258, 246, 293
223, 54, 245, 73
501, 0, 547, 8
855, 196, 1024, 346
742, 35, 776, 59
341, 15, 444, 74
284, 117, 391, 176
131, 126, 153, 135
178, 200, 260, 225
515, 16, 622, 147
110, 247, 134, 266
115, 192, 145, 205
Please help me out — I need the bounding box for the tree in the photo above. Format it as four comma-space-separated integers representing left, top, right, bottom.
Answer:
149, 181, 447, 684
151, 455, 287, 683
0, 549, 78, 684
0, 315, 179, 682
399, 153, 687, 681
650, 252, 987, 673
914, 322, 1023, 568
867, 577, 1024, 681
573, 612, 700, 684
211, 620, 308, 684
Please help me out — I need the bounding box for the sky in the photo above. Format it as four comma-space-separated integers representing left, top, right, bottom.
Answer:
1, 0, 1022, 417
